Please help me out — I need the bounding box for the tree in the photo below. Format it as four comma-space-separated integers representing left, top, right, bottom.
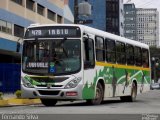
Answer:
150, 47, 160, 58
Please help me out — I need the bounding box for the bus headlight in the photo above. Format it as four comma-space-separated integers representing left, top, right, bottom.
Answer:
22, 77, 34, 88
65, 77, 82, 89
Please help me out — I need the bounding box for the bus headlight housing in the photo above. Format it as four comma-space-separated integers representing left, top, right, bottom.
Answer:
22, 77, 34, 88
65, 77, 82, 89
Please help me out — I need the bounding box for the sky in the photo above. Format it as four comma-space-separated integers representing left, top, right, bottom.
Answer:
124, 0, 160, 12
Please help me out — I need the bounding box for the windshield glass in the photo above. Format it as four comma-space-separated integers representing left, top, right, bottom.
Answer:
22, 39, 81, 75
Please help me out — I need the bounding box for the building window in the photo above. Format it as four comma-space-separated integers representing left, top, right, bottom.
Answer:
95, 36, 105, 62
48, 10, 56, 21
0, 20, 7, 33
11, 0, 23, 6
37, 4, 45, 16
106, 0, 120, 35
57, 15, 62, 23
14, 24, 24, 37
0, 19, 12, 35
26, 0, 35, 11
6, 22, 12, 34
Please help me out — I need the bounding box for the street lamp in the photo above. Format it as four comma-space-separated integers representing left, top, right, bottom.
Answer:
74, 0, 78, 24
151, 57, 156, 82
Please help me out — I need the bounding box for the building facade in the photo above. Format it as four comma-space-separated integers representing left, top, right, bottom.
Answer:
0, 0, 73, 93
123, 3, 159, 47
124, 3, 137, 40
106, 0, 124, 36
69, 0, 124, 36
136, 8, 159, 47
0, 0, 73, 63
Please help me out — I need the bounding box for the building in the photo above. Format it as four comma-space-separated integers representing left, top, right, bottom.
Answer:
123, 3, 159, 47
69, 0, 124, 36
136, 8, 159, 47
0, 0, 73, 93
106, 0, 124, 36
124, 3, 137, 40
0, 0, 73, 62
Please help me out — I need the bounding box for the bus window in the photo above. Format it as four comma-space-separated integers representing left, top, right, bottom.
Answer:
126, 44, 134, 65
83, 38, 95, 69
105, 39, 116, 63
134, 47, 142, 66
116, 41, 126, 64
142, 49, 149, 68
95, 36, 105, 62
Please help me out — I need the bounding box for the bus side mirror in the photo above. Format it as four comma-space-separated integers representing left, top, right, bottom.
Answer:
16, 38, 22, 52
16, 42, 20, 52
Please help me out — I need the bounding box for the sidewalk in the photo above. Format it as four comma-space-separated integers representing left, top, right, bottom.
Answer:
3, 93, 15, 99
0, 93, 41, 107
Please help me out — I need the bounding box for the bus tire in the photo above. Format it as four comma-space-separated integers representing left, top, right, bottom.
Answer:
40, 99, 57, 106
120, 82, 137, 102
86, 82, 104, 105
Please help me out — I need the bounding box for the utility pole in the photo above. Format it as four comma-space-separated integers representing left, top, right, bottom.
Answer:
74, 0, 78, 24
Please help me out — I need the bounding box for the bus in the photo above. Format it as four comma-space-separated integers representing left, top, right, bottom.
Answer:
21, 24, 151, 106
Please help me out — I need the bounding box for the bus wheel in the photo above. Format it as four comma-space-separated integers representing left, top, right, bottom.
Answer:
86, 83, 104, 105
120, 82, 137, 102
40, 99, 57, 106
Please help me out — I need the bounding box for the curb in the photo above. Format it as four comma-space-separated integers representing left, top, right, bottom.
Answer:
0, 98, 41, 107
0, 100, 8, 106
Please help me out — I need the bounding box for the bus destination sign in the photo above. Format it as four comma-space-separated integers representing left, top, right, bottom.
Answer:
25, 26, 81, 38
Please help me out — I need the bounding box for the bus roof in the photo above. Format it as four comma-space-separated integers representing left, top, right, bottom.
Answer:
80, 25, 149, 49
27, 24, 149, 49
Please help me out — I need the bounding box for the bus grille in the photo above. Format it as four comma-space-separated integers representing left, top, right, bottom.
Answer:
36, 85, 63, 87
30, 77, 69, 83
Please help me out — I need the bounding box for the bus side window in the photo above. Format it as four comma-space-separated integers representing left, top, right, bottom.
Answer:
126, 44, 134, 65
116, 41, 126, 64
105, 39, 116, 63
134, 47, 142, 66
83, 38, 95, 69
95, 36, 105, 62
142, 49, 149, 68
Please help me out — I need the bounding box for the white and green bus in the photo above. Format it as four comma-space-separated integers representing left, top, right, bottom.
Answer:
21, 24, 151, 106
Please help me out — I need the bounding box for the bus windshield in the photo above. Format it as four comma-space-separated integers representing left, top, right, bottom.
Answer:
22, 39, 81, 75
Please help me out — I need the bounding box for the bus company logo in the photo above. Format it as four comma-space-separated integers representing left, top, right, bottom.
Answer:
47, 83, 52, 89
142, 114, 159, 120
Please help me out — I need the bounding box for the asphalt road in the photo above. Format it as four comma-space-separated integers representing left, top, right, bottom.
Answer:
0, 90, 160, 120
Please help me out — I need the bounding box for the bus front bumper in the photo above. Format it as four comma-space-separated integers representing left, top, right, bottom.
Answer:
21, 84, 83, 100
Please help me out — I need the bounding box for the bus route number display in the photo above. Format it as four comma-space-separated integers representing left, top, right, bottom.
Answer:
25, 26, 81, 38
